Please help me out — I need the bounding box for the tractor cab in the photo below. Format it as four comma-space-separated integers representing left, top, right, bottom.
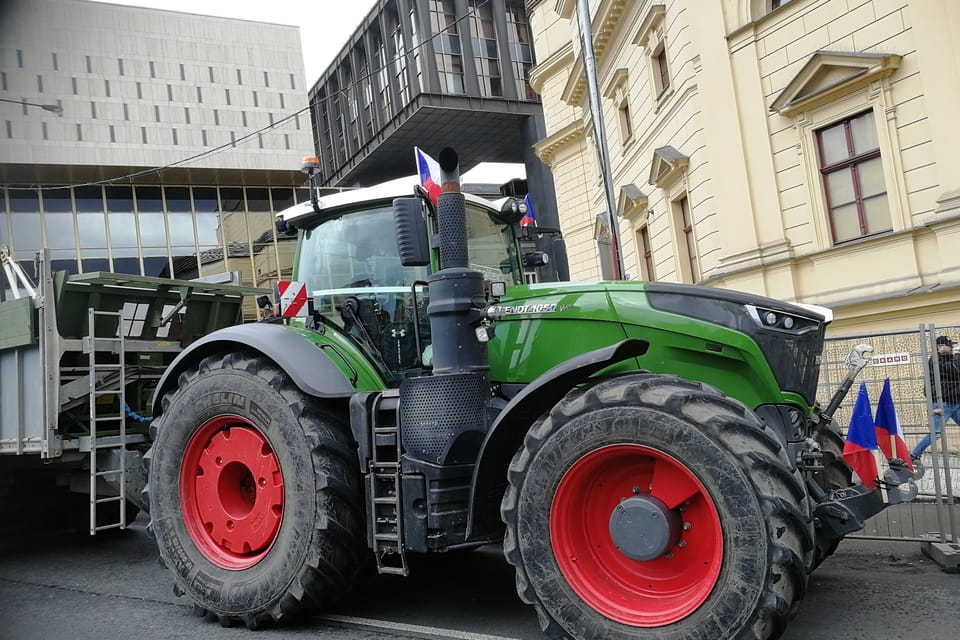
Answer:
274, 179, 555, 381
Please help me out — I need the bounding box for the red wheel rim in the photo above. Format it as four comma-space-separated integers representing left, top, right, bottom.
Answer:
180, 415, 283, 569
550, 444, 723, 626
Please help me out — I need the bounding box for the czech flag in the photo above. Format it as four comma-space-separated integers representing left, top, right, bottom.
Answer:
875, 378, 913, 471
415, 147, 441, 205
520, 193, 537, 227
842, 382, 881, 489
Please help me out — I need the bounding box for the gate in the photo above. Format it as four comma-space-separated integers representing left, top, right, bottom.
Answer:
819, 324, 959, 544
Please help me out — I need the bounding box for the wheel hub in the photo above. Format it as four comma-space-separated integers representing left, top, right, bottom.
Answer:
609, 495, 681, 561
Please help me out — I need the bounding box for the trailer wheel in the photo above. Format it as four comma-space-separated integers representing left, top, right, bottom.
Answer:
502, 374, 813, 640
144, 351, 366, 628
809, 422, 854, 568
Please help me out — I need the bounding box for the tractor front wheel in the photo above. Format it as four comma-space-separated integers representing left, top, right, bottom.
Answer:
144, 351, 366, 628
502, 374, 813, 640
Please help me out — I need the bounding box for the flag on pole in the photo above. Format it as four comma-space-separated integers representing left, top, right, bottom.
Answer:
842, 382, 881, 490
415, 147, 442, 205
874, 378, 913, 471
520, 193, 537, 227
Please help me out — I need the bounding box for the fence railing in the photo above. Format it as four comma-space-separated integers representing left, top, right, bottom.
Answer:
818, 324, 959, 543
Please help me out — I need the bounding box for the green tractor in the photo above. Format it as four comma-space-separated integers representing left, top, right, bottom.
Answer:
144, 148, 915, 639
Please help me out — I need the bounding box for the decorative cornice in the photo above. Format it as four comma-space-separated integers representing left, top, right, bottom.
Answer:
632, 3, 665, 48
648, 145, 689, 189
529, 44, 575, 93
534, 120, 587, 165
770, 51, 902, 116
561, 0, 632, 107
555, 0, 574, 19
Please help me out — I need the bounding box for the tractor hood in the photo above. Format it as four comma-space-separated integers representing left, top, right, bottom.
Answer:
488, 280, 830, 408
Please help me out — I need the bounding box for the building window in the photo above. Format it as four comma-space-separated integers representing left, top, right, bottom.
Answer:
816, 110, 890, 244
619, 100, 633, 144
284, 133, 290, 150
258, 133, 263, 149
141, 126, 147, 144
37, 75, 44, 93
196, 86, 202, 103
137, 82, 143, 99
269, 112, 274, 125
263, 71, 269, 87
208, 66, 215, 83
71, 77, 78, 95
118, 58, 124, 75
179, 63, 186, 81
184, 106, 191, 124
214, 109, 220, 125
1, 71, 6, 91
17, 50, 24, 68
429, 0, 465, 95
771, 0, 793, 9
279, 93, 285, 109
149, 61, 156, 78
673, 195, 699, 283
652, 43, 670, 98
236, 68, 243, 84
469, 0, 502, 97
172, 128, 178, 145
242, 111, 248, 127
167, 84, 173, 101
506, 1, 536, 100
52, 52, 59, 71
109, 125, 115, 143
391, 14, 410, 103
253, 90, 259, 108
290, 73, 296, 89
154, 105, 160, 122
90, 101, 97, 119
123, 103, 129, 120
104, 79, 111, 97
230, 130, 236, 147
225, 88, 231, 105
5, 121, 12, 139
295, 113, 300, 130
637, 224, 655, 280
41, 122, 48, 140
202, 129, 208, 146
76, 123, 82, 142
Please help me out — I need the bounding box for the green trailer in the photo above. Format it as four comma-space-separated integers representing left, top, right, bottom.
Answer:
0, 249, 266, 535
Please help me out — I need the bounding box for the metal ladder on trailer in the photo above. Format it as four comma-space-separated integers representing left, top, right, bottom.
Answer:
85, 307, 128, 534
369, 392, 409, 575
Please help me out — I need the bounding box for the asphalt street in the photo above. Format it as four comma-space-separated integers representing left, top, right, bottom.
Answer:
0, 514, 957, 640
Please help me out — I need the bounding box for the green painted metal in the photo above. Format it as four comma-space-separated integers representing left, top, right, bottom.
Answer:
282, 324, 386, 392
0, 298, 35, 350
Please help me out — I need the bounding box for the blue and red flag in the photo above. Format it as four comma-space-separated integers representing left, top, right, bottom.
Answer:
520, 193, 537, 227
842, 382, 880, 489
875, 378, 913, 471
415, 147, 441, 205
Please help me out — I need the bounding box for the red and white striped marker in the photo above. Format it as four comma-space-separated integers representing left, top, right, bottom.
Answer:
277, 281, 308, 317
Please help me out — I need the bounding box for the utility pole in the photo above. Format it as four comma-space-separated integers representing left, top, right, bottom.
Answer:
576, 0, 625, 280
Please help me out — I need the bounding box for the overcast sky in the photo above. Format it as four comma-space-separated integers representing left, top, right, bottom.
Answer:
95, 0, 380, 83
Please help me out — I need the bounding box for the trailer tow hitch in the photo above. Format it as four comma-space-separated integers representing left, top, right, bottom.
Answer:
810, 463, 918, 544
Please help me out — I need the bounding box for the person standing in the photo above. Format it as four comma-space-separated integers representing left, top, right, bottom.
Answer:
911, 335, 960, 465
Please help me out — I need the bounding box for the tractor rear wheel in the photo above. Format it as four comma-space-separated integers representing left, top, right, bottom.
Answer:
501, 374, 813, 640
144, 351, 366, 628
809, 421, 854, 568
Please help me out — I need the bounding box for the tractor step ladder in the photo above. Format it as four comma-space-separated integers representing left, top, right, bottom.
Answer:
85, 307, 128, 535
369, 403, 408, 575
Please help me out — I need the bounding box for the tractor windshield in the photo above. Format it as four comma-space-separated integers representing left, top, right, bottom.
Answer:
296, 202, 519, 380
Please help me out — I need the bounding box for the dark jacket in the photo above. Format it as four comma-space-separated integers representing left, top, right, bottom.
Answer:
929, 351, 960, 404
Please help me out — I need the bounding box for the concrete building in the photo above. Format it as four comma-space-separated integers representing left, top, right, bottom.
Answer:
528, 0, 959, 332
309, 0, 560, 228
0, 0, 314, 300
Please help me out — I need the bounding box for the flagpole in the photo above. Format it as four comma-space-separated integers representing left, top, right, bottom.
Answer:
873, 449, 889, 504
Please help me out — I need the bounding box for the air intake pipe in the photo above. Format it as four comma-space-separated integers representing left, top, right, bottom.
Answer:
427, 148, 489, 378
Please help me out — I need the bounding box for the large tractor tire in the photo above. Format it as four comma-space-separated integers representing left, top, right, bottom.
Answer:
144, 351, 366, 628
502, 374, 813, 640
809, 421, 854, 568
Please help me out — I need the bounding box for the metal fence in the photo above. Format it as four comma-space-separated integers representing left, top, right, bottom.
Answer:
818, 324, 959, 543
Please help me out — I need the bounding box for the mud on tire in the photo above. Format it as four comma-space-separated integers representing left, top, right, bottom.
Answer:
501, 373, 814, 640
143, 351, 366, 628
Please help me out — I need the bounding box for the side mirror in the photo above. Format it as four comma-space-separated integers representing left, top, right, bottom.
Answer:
393, 197, 430, 266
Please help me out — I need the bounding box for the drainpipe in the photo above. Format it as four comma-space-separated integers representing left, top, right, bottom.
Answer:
576, 0, 625, 280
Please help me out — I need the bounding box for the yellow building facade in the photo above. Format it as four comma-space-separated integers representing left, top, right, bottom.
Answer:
528, 0, 960, 333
